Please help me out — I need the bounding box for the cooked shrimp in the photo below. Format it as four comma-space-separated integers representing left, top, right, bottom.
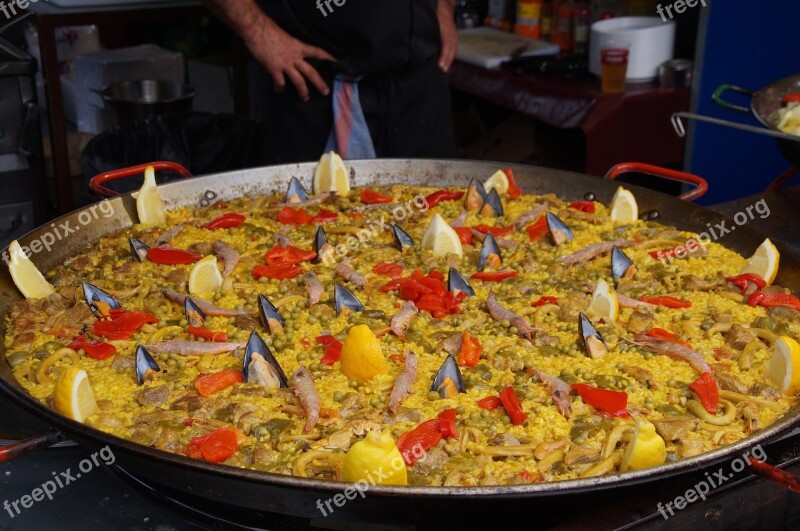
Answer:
532, 369, 572, 419
486, 290, 535, 339
162, 289, 256, 317
388, 352, 418, 413
303, 272, 324, 306
335, 260, 366, 289
291, 366, 321, 433
557, 241, 635, 265
214, 240, 239, 278
633, 334, 713, 374
146, 340, 245, 356
513, 203, 548, 229
391, 301, 418, 339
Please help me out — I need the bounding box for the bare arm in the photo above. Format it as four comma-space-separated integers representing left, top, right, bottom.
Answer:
437, 0, 458, 72
204, 0, 335, 100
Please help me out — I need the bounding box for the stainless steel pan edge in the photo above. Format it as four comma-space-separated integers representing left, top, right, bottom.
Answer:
0, 160, 798, 513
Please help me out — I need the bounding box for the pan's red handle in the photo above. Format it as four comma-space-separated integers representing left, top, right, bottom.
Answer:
766, 167, 800, 192
0, 429, 64, 462
605, 162, 709, 202
90, 161, 192, 198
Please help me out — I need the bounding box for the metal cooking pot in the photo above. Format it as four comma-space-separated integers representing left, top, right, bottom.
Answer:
100, 80, 195, 127
0, 160, 798, 525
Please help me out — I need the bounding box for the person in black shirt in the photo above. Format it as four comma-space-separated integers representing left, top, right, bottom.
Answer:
205, 0, 457, 163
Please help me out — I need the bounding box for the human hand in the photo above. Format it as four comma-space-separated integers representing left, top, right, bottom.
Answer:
437, 0, 458, 72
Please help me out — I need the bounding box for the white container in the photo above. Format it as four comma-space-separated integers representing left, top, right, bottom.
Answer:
589, 17, 676, 83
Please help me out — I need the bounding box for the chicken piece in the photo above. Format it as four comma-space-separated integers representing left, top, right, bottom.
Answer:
715, 373, 749, 394
768, 305, 800, 323
412, 446, 449, 475
627, 305, 655, 334
188, 241, 215, 255
623, 365, 658, 389
652, 417, 700, 442
681, 273, 724, 291
725, 324, 756, 350
558, 291, 589, 322
135, 384, 170, 407
677, 438, 704, 458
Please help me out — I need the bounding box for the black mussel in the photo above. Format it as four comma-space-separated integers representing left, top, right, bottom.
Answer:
640, 209, 660, 221
129, 238, 150, 262
135, 345, 161, 385
312, 226, 329, 264
82, 282, 121, 317
184, 297, 206, 327
584, 192, 596, 201
480, 188, 504, 217
431, 355, 466, 398
464, 179, 488, 211
286, 177, 309, 204
447, 267, 475, 297
611, 246, 637, 281
243, 331, 287, 388
546, 212, 574, 245
578, 313, 608, 359
477, 233, 502, 271
258, 294, 285, 334
391, 223, 414, 250
334, 283, 365, 315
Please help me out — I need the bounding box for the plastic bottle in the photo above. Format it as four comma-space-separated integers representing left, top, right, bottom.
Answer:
515, 0, 543, 39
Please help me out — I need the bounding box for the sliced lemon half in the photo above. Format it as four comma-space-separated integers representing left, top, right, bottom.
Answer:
622, 418, 667, 471
313, 151, 350, 196
189, 255, 223, 295
609, 186, 639, 225
766, 335, 800, 396
421, 213, 464, 258
742, 238, 779, 286
54, 367, 98, 423
483, 170, 509, 195
587, 279, 619, 322
7, 240, 55, 299
136, 165, 166, 226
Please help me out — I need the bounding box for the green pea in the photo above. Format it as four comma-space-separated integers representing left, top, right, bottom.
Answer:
469, 411, 481, 421
534, 405, 543, 414
501, 319, 511, 328
297, 353, 308, 362
160, 353, 170, 361
116, 366, 126, 374
456, 405, 466, 415
166, 359, 177, 367
615, 362, 625, 370
682, 312, 692, 320
509, 327, 518, 335
480, 409, 490, 419
348, 380, 358, 388
501, 415, 511, 425
427, 391, 440, 401
333, 391, 344, 402
524, 390, 535, 400
369, 397, 381, 408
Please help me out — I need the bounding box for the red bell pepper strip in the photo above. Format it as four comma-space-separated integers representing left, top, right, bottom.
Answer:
277, 207, 313, 226
569, 201, 596, 214
638, 295, 692, 309
458, 331, 482, 367
92, 309, 159, 340
526, 216, 548, 242
147, 247, 202, 265
473, 224, 513, 238
453, 227, 474, 245
252, 264, 302, 280
726, 273, 766, 294
499, 387, 528, 425
504, 168, 523, 200
67, 335, 117, 360
396, 419, 443, 466
194, 369, 244, 397
202, 212, 246, 230
689, 371, 719, 414
477, 396, 502, 411
645, 327, 692, 348
470, 271, 518, 282
425, 189, 464, 208
372, 262, 404, 278
782, 92, 800, 105
360, 189, 393, 204
571, 383, 629, 418
747, 291, 800, 311
185, 428, 239, 463
317, 335, 343, 366
381, 270, 464, 318
312, 209, 339, 223
437, 408, 459, 439
264, 245, 317, 266
188, 325, 229, 342
532, 296, 559, 307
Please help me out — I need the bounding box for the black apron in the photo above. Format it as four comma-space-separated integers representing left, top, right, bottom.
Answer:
252, 0, 455, 162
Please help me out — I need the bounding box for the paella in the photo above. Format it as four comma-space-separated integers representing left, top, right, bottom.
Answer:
4, 153, 800, 487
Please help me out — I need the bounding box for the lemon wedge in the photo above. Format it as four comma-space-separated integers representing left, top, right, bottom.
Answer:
7, 240, 55, 299
587, 279, 619, 322
766, 336, 800, 396
609, 186, 638, 224
483, 170, 509, 195
340, 324, 387, 384
188, 255, 223, 295
54, 367, 98, 423
136, 165, 166, 226
342, 430, 408, 485
313, 151, 350, 196
622, 418, 667, 471
742, 238, 780, 286
421, 213, 464, 258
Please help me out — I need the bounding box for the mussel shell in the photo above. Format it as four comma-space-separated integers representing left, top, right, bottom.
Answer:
243, 331, 288, 387
391, 224, 414, 249
480, 188, 504, 217
184, 297, 206, 327
431, 355, 466, 397
464, 178, 488, 210
312, 226, 328, 264
334, 282, 365, 315
477, 233, 502, 271
286, 176, 309, 203
82, 282, 121, 317
578, 312, 608, 358
129, 238, 150, 262
257, 294, 285, 333
447, 267, 475, 296
546, 212, 574, 245
611, 246, 636, 280
135, 345, 161, 386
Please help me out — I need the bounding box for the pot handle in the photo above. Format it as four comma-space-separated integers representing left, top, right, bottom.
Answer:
0, 429, 64, 462
713, 84, 755, 114
90, 162, 193, 198
605, 162, 709, 202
